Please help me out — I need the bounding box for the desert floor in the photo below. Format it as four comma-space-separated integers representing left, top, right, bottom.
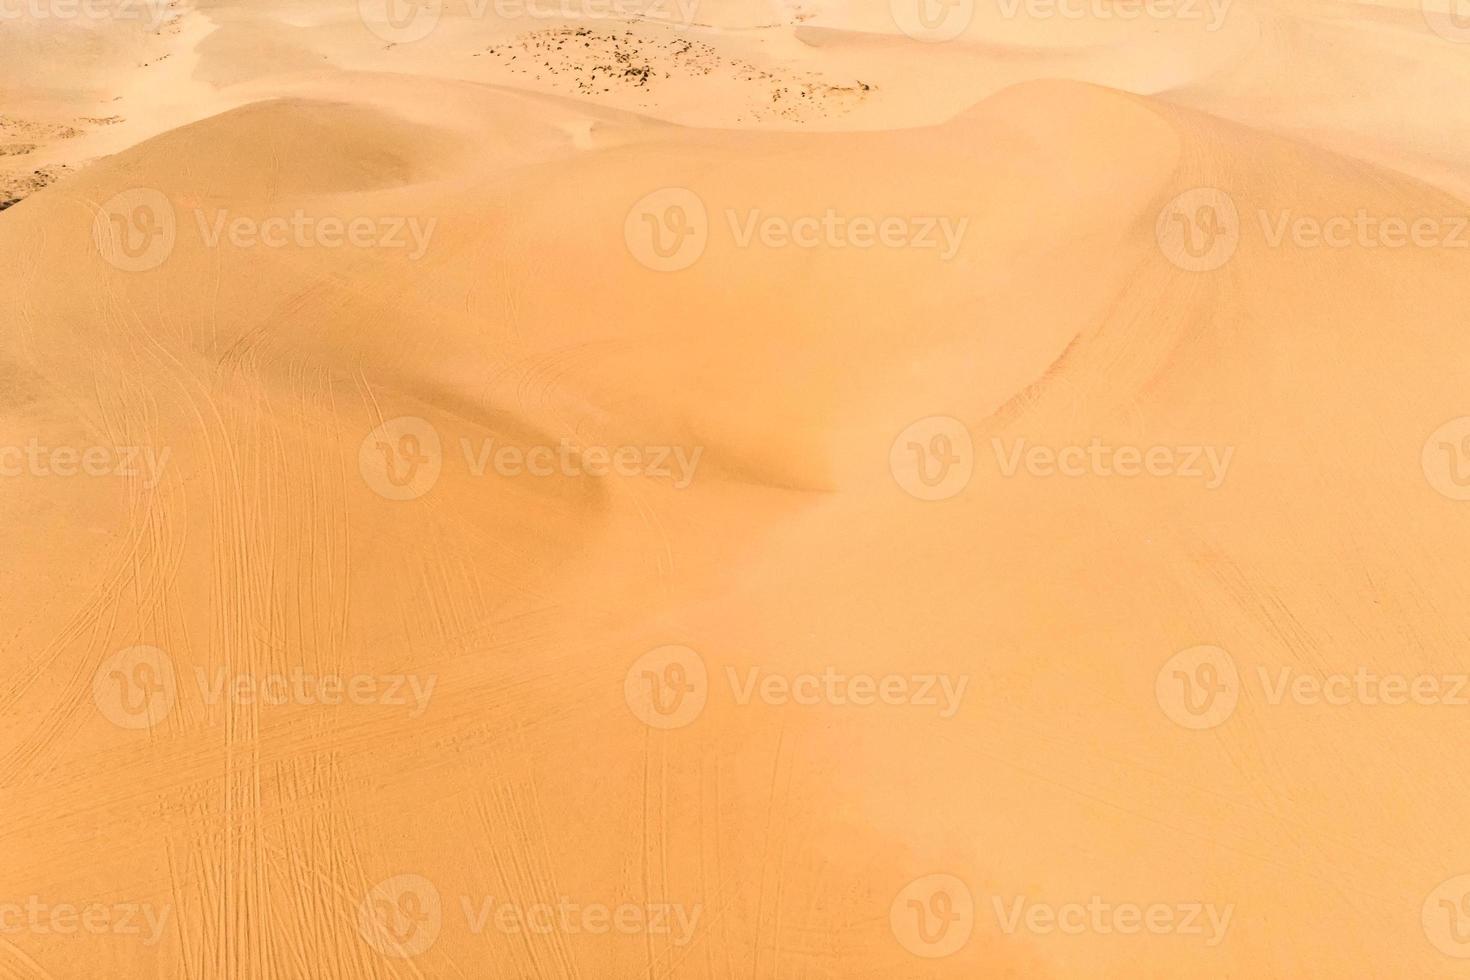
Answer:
4, 0, 1470, 976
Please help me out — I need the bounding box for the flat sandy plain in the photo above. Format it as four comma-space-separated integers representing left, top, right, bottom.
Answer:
4, 0, 1470, 976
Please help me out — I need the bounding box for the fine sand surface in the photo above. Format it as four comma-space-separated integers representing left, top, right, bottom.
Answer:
5, 1, 1470, 977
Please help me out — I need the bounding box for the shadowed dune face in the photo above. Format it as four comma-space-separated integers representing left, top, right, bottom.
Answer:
5, 2, 1470, 978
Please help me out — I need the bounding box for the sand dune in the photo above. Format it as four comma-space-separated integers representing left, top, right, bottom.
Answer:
4, 0, 1470, 976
